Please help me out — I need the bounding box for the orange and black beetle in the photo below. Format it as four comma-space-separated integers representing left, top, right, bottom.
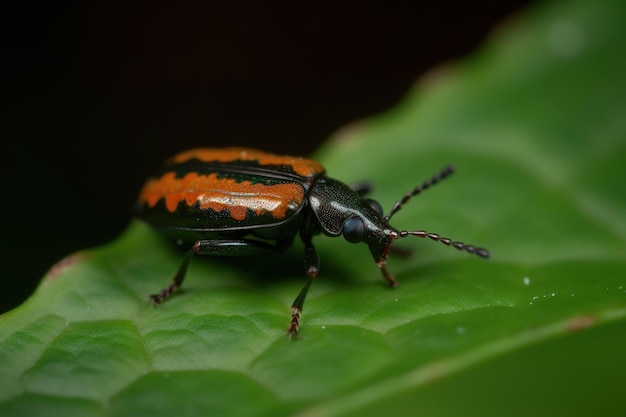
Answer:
136, 147, 489, 336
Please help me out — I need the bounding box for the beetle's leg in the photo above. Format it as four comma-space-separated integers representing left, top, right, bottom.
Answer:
150, 239, 285, 304
150, 247, 196, 304
380, 265, 399, 288
289, 276, 313, 337
389, 245, 413, 258
350, 182, 373, 196
303, 238, 320, 277
288, 238, 319, 337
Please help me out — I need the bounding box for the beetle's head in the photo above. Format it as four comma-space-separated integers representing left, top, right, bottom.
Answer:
313, 166, 489, 286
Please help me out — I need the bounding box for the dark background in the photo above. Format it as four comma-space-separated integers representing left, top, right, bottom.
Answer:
3, 1, 530, 312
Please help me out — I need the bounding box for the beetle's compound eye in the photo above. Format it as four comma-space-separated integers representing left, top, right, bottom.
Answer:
365, 199, 383, 218
343, 216, 366, 243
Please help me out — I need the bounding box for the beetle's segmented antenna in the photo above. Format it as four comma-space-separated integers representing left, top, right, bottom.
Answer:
400, 230, 490, 259
385, 165, 455, 221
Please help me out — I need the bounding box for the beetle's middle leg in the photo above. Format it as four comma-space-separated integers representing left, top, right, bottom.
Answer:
350, 181, 373, 196
288, 237, 319, 337
150, 239, 286, 304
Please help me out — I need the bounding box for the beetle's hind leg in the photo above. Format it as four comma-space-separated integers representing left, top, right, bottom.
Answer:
150, 239, 286, 304
150, 247, 196, 304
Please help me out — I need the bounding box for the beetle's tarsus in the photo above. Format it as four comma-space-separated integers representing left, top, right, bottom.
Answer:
150, 282, 178, 305
288, 276, 314, 337
287, 307, 302, 338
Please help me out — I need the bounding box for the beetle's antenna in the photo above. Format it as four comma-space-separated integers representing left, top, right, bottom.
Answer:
399, 230, 490, 259
385, 165, 455, 221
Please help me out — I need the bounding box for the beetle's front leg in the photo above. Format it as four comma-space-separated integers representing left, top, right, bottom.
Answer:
288, 238, 319, 337
150, 239, 285, 304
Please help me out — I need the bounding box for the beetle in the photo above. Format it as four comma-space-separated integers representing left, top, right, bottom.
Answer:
136, 147, 489, 336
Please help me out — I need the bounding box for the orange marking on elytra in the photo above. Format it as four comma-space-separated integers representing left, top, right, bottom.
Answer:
139, 172, 305, 220
172, 147, 324, 178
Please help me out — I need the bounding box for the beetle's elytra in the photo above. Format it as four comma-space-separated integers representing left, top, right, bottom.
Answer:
136, 147, 489, 336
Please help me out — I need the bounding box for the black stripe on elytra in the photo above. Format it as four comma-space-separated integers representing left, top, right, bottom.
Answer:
164, 158, 319, 182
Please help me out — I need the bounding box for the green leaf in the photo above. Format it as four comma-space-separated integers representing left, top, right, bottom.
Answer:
2, 0, 625, 416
